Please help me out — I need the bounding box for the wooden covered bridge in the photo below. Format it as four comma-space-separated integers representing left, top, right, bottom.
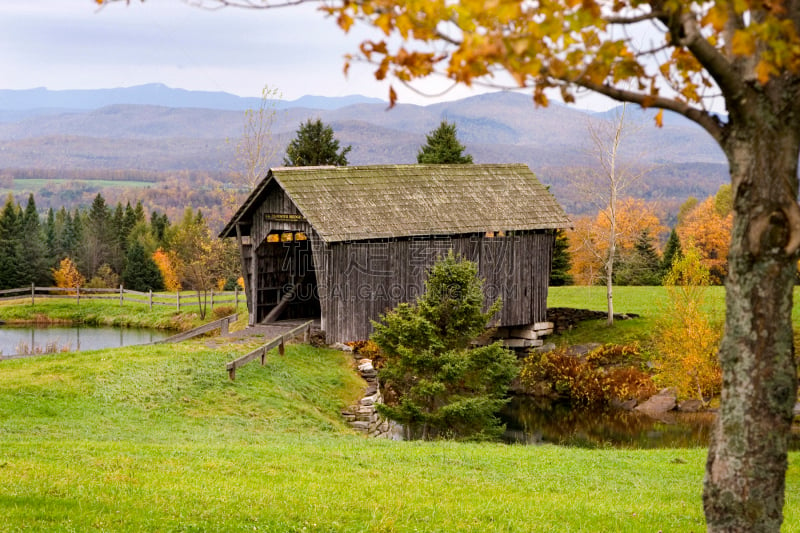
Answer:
219, 163, 572, 344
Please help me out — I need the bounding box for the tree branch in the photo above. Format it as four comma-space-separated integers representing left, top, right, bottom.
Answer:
577, 79, 726, 141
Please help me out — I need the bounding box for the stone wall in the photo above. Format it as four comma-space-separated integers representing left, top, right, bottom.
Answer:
334, 344, 401, 439
547, 307, 639, 334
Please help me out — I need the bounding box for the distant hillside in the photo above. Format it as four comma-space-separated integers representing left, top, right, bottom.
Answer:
0, 84, 384, 114
0, 87, 729, 216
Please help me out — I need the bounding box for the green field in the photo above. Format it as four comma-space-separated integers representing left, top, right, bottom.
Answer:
4, 178, 155, 195
0, 290, 799, 531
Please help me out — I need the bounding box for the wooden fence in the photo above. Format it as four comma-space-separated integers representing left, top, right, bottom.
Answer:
226, 320, 313, 381
157, 314, 239, 344
0, 284, 241, 311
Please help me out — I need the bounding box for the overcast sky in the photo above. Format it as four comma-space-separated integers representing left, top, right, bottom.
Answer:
1, 0, 615, 109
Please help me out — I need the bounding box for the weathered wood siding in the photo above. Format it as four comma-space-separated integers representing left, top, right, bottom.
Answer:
251, 181, 309, 246
317, 231, 555, 343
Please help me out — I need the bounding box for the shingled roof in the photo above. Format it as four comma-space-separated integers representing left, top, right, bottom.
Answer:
220, 163, 572, 242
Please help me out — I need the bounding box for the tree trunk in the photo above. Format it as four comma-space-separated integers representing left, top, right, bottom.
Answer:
703, 121, 800, 532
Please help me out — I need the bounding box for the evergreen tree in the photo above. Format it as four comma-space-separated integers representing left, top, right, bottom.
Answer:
661, 228, 683, 281
60, 209, 83, 262
0, 195, 22, 289
371, 251, 518, 440
121, 242, 165, 292
19, 194, 48, 285
614, 229, 662, 285
150, 211, 169, 246
283, 118, 351, 166
549, 229, 573, 286
83, 194, 113, 278
416, 120, 474, 164
44, 208, 57, 268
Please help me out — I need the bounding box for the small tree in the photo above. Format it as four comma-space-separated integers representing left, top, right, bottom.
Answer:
52, 257, 85, 291
613, 229, 662, 286
653, 243, 722, 401
122, 242, 165, 292
416, 120, 473, 164
660, 228, 683, 281
371, 251, 518, 440
152, 248, 181, 292
283, 118, 351, 167
549, 229, 573, 286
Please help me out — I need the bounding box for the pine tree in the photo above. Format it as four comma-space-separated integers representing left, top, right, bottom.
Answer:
83, 194, 113, 278
283, 118, 351, 166
416, 120, 474, 164
122, 242, 165, 292
371, 251, 517, 440
19, 194, 48, 285
614, 229, 662, 285
44, 208, 57, 268
0, 195, 22, 289
549, 229, 573, 286
661, 228, 683, 282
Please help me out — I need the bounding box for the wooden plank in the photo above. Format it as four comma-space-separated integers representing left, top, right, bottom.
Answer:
0, 287, 31, 295
158, 314, 238, 344
226, 320, 312, 379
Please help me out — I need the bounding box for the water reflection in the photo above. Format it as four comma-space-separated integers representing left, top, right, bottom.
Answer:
501, 396, 800, 449
0, 325, 169, 358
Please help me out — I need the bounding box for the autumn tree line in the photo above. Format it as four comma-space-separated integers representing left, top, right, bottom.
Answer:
559, 184, 733, 287
0, 192, 239, 296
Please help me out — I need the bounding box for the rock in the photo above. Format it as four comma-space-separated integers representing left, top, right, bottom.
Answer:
610, 398, 637, 411
360, 369, 378, 379
565, 343, 602, 357
358, 358, 373, 366
331, 342, 353, 352
350, 421, 370, 431
635, 389, 677, 416
678, 399, 704, 413
360, 393, 380, 406
364, 384, 378, 396
534, 342, 557, 353
357, 361, 375, 373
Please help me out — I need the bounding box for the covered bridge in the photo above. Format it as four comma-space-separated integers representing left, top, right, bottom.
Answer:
219, 163, 572, 344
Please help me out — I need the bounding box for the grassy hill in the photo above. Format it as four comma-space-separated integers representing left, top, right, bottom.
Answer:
1, 295, 800, 531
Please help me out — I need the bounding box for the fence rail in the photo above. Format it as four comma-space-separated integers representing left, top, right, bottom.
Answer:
157, 314, 239, 344
0, 284, 241, 311
226, 320, 313, 381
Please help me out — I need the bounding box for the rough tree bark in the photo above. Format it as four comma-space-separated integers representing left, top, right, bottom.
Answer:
703, 101, 800, 532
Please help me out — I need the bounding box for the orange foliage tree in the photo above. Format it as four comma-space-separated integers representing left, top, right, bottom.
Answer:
568, 198, 666, 285
678, 197, 733, 284
52, 257, 85, 291
152, 248, 181, 292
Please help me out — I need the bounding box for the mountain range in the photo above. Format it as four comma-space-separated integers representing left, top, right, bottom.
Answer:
0, 84, 729, 217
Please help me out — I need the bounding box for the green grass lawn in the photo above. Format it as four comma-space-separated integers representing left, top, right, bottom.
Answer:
1, 292, 799, 531
0, 338, 727, 532
0, 297, 248, 332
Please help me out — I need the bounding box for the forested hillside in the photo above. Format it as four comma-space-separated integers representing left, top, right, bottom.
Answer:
0, 86, 729, 224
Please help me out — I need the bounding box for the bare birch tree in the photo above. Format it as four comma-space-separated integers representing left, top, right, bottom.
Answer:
231, 85, 282, 191
573, 104, 650, 325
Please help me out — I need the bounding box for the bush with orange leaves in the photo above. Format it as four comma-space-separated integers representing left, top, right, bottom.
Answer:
52, 257, 85, 293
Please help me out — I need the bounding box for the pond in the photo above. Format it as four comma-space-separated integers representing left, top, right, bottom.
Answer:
0, 325, 170, 358
501, 396, 800, 449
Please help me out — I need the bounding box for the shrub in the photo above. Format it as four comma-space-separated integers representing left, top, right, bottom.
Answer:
520, 344, 656, 406
653, 243, 722, 401
212, 305, 237, 319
